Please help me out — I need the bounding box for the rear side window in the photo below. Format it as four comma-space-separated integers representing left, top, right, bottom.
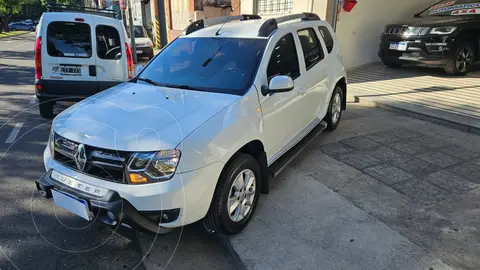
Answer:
47, 22, 92, 58
318, 26, 334, 53
96, 25, 122, 60
267, 33, 300, 80
297, 28, 324, 70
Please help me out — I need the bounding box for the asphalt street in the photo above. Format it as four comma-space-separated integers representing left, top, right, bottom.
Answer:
0, 33, 240, 270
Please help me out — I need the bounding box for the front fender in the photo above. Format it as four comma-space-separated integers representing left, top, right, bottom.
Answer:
176, 88, 263, 174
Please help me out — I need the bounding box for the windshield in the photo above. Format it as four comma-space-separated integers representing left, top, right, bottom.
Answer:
419, 0, 480, 16
134, 26, 147, 38
137, 37, 267, 95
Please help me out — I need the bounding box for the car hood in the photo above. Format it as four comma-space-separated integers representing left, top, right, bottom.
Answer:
53, 82, 240, 152
387, 15, 476, 27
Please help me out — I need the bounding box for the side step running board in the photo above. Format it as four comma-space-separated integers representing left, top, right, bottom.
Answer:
269, 121, 327, 178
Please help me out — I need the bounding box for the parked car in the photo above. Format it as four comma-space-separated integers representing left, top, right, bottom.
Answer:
9, 22, 35, 31
24, 19, 34, 25
128, 23, 154, 59
34, 10, 134, 118
379, 0, 480, 75
36, 13, 347, 235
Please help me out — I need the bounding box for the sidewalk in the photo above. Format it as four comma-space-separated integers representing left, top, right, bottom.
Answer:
230, 102, 480, 270
347, 63, 480, 134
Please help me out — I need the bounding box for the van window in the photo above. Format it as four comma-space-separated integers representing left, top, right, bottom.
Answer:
318, 26, 334, 53
96, 25, 122, 60
47, 22, 92, 58
267, 33, 300, 80
297, 28, 324, 70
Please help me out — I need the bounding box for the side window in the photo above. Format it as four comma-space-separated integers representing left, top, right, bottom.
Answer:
267, 33, 300, 80
318, 26, 334, 53
96, 25, 122, 60
297, 28, 324, 70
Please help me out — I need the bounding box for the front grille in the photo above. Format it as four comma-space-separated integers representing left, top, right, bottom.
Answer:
384, 27, 407, 36
53, 134, 131, 183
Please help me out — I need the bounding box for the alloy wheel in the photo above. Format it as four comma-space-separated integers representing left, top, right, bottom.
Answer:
456, 47, 474, 73
331, 92, 342, 124
227, 169, 256, 222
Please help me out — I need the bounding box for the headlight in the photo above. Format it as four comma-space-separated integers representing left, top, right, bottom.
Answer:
49, 129, 55, 157
127, 149, 181, 184
430, 26, 457, 35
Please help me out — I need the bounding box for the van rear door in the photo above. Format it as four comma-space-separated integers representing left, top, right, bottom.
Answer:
93, 16, 127, 92
42, 14, 98, 96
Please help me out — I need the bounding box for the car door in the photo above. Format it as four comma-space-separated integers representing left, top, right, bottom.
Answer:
294, 27, 329, 122
93, 17, 127, 91
42, 15, 98, 96
259, 32, 307, 164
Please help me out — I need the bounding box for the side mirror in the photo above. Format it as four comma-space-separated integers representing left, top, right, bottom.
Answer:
135, 65, 144, 75
261, 75, 294, 96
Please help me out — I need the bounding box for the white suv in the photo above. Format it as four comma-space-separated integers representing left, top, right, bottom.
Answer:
36, 13, 347, 235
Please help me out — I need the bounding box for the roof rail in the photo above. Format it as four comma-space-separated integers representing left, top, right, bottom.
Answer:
46, 4, 119, 19
184, 14, 261, 35
258, 12, 320, 37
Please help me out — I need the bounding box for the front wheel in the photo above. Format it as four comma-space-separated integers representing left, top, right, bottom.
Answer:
205, 153, 261, 235
445, 42, 476, 76
325, 86, 343, 131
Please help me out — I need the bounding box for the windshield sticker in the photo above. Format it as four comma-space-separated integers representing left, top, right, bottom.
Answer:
430, 3, 480, 14
451, 8, 480, 14
430, 1, 456, 10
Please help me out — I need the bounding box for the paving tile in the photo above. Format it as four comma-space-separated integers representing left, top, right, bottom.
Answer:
438, 145, 480, 161
363, 131, 404, 144
334, 152, 383, 170
390, 140, 431, 155
364, 164, 414, 185
390, 157, 439, 176
318, 142, 356, 159
363, 146, 407, 163
413, 136, 452, 149
471, 157, 480, 166
340, 136, 380, 150
447, 163, 480, 183
417, 151, 462, 168
386, 128, 424, 139
392, 178, 451, 204
423, 171, 478, 193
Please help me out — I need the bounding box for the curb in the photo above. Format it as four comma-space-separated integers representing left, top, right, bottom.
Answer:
0, 32, 31, 40
352, 95, 480, 135
214, 233, 248, 270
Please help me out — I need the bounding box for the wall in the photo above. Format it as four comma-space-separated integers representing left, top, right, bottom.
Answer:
335, 0, 438, 70
240, 0, 312, 18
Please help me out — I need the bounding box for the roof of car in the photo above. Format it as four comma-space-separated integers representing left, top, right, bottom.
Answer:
184, 15, 323, 39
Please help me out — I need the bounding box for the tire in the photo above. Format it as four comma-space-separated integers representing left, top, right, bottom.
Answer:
148, 54, 154, 60
11, 28, 16, 31
325, 86, 343, 131
445, 42, 476, 76
39, 100, 54, 119
205, 153, 261, 235
382, 59, 402, 68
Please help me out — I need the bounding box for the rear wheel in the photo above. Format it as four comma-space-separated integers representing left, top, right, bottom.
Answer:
325, 86, 343, 131
382, 59, 402, 68
39, 100, 54, 119
205, 153, 261, 235
445, 42, 475, 76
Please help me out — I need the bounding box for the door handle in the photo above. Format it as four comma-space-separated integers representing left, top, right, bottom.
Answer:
89, 65, 96, 76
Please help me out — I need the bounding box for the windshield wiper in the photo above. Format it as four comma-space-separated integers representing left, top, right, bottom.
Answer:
164, 83, 203, 91
137, 77, 161, 86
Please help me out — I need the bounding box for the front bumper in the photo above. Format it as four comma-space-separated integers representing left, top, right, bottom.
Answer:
39, 147, 223, 232
378, 34, 455, 67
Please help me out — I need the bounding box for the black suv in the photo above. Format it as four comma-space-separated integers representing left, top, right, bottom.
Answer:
379, 0, 480, 75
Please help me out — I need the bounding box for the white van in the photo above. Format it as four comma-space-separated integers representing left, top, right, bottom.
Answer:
34, 9, 134, 118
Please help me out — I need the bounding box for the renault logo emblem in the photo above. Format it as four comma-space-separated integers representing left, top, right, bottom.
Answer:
74, 144, 87, 171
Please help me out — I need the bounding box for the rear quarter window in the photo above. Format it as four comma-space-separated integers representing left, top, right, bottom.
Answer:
47, 22, 92, 58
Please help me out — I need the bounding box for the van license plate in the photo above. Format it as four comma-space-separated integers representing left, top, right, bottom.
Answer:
136, 50, 142, 54
52, 189, 91, 221
52, 66, 81, 76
